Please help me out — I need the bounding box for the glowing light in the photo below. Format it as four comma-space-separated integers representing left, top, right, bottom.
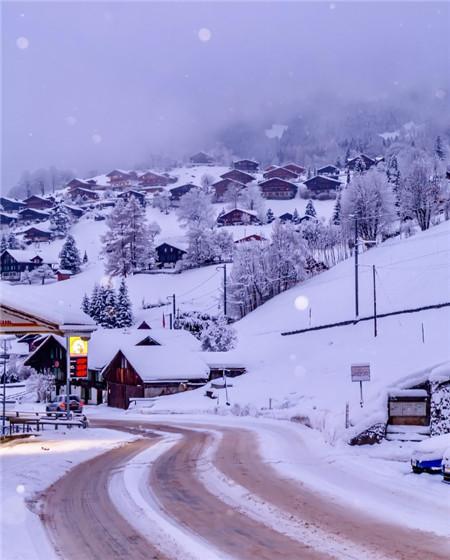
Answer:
16, 36, 29, 49
198, 28, 212, 42
16, 484, 25, 494
294, 295, 309, 311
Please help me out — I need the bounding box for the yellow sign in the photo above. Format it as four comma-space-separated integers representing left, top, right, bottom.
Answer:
69, 336, 88, 357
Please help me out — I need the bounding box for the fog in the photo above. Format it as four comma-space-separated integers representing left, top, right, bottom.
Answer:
2, 1, 449, 187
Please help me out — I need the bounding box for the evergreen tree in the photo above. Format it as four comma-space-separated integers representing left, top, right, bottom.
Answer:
354, 157, 366, 174
332, 194, 341, 226
50, 204, 70, 237
292, 208, 300, 224
0, 235, 7, 253
335, 157, 342, 169
435, 136, 446, 161
98, 282, 117, 328
116, 278, 133, 328
266, 208, 275, 223
81, 293, 90, 315
305, 200, 317, 218
83, 250, 88, 264
89, 284, 103, 322
5, 231, 21, 250
59, 234, 81, 273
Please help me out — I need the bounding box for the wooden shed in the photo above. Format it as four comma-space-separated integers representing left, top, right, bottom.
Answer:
388, 389, 430, 426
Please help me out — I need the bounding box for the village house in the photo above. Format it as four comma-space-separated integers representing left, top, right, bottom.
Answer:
69, 187, 100, 202
155, 241, 187, 268
278, 212, 294, 223
66, 178, 95, 191
303, 175, 342, 193
0, 197, 26, 212
23, 335, 67, 395
169, 183, 197, 203
212, 178, 245, 202
220, 169, 255, 185
259, 178, 297, 199
23, 195, 55, 210
0, 249, 52, 281
263, 166, 299, 181
20, 226, 53, 244
117, 190, 146, 206
233, 159, 259, 173
18, 208, 51, 223
106, 169, 132, 187
139, 171, 173, 187
217, 208, 260, 226
62, 204, 84, 219
282, 163, 305, 176
199, 351, 246, 380
190, 152, 215, 165
0, 213, 17, 228
317, 164, 340, 178
234, 234, 267, 244
346, 154, 377, 171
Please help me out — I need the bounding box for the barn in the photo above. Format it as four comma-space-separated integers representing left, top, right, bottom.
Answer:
217, 208, 260, 226
259, 178, 297, 199
106, 169, 132, 186
233, 159, 259, 173
155, 241, 187, 267
221, 169, 255, 185
303, 175, 342, 193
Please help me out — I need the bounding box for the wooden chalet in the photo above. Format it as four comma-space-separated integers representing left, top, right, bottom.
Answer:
317, 164, 340, 178
278, 212, 293, 223
69, 187, 99, 202
63, 204, 84, 219
220, 169, 255, 185
282, 163, 305, 176
23, 335, 68, 394
0, 249, 50, 281
0, 197, 26, 212
234, 234, 267, 244
303, 175, 342, 193
212, 178, 244, 202
217, 208, 260, 226
23, 195, 54, 210
264, 165, 277, 172
346, 154, 376, 171
155, 242, 187, 268
139, 171, 172, 187
233, 159, 259, 173
21, 226, 53, 243
259, 178, 297, 199
0, 213, 17, 227
66, 178, 94, 191
263, 167, 299, 181
169, 183, 196, 202
18, 208, 51, 222
190, 152, 214, 165
106, 169, 132, 186
117, 190, 146, 205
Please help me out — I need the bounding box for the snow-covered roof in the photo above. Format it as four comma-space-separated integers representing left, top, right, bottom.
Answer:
199, 351, 246, 369
304, 175, 342, 185
2, 249, 44, 262
0, 196, 24, 204
0, 212, 18, 219
19, 208, 51, 217
388, 389, 428, 398
112, 346, 209, 382
156, 237, 189, 251
221, 207, 257, 217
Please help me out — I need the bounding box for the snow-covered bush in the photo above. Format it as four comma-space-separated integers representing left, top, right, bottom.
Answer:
201, 315, 237, 352
430, 381, 450, 435
26, 370, 55, 402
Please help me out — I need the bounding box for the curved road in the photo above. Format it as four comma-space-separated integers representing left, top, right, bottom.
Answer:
40, 420, 450, 560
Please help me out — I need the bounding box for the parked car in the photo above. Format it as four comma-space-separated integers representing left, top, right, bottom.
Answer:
411, 434, 450, 474
442, 447, 450, 484
46, 394, 84, 416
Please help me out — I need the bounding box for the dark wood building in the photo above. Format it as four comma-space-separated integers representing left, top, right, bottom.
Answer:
233, 159, 259, 173
263, 167, 299, 181
279, 212, 293, 223
346, 154, 377, 171
0, 197, 26, 212
155, 242, 187, 268
0, 213, 17, 227
0, 250, 47, 281
139, 171, 172, 187
317, 165, 340, 178
221, 169, 255, 185
23, 195, 54, 210
190, 152, 214, 165
282, 163, 305, 176
234, 234, 267, 244
69, 187, 99, 202
117, 190, 146, 206
212, 179, 245, 202
66, 178, 94, 191
23, 335, 67, 394
303, 175, 342, 193
217, 208, 260, 226
169, 183, 196, 202
18, 208, 51, 222
21, 227, 53, 243
63, 204, 84, 219
259, 178, 297, 199
106, 169, 132, 186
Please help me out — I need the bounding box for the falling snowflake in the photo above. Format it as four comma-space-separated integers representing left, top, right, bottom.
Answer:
198, 28, 212, 42
16, 36, 29, 49
435, 88, 447, 100
16, 485, 25, 494
294, 295, 309, 311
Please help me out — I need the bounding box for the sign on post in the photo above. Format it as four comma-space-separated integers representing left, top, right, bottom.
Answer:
351, 363, 370, 408
69, 336, 88, 378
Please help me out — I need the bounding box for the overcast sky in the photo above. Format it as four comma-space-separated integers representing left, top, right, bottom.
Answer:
2, 1, 449, 187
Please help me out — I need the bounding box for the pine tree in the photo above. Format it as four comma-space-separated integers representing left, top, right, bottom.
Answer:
89, 284, 103, 322
305, 200, 317, 218
435, 136, 446, 161
332, 194, 341, 225
292, 208, 300, 224
98, 282, 118, 328
266, 208, 275, 223
83, 250, 88, 264
354, 157, 366, 174
81, 293, 90, 315
50, 204, 70, 237
116, 278, 133, 328
59, 234, 81, 273
0, 235, 7, 253
6, 231, 21, 250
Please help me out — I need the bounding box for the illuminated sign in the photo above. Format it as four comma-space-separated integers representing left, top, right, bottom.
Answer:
69, 336, 88, 357
70, 356, 88, 378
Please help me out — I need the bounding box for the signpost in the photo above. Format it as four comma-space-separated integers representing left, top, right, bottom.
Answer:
66, 335, 89, 418
351, 363, 371, 408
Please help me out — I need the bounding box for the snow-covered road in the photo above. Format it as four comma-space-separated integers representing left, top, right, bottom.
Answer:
38, 417, 450, 560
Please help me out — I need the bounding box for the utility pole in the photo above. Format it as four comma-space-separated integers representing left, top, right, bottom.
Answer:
171, 294, 176, 327
354, 216, 359, 320
372, 265, 377, 337
216, 264, 227, 317
65, 335, 71, 419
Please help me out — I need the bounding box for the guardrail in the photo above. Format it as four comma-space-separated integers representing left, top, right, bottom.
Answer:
2, 410, 89, 435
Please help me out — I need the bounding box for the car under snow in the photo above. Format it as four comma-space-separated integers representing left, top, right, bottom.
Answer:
411, 434, 450, 474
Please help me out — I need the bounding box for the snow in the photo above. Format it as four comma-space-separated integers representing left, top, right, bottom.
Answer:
388, 389, 428, 398
411, 433, 450, 459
